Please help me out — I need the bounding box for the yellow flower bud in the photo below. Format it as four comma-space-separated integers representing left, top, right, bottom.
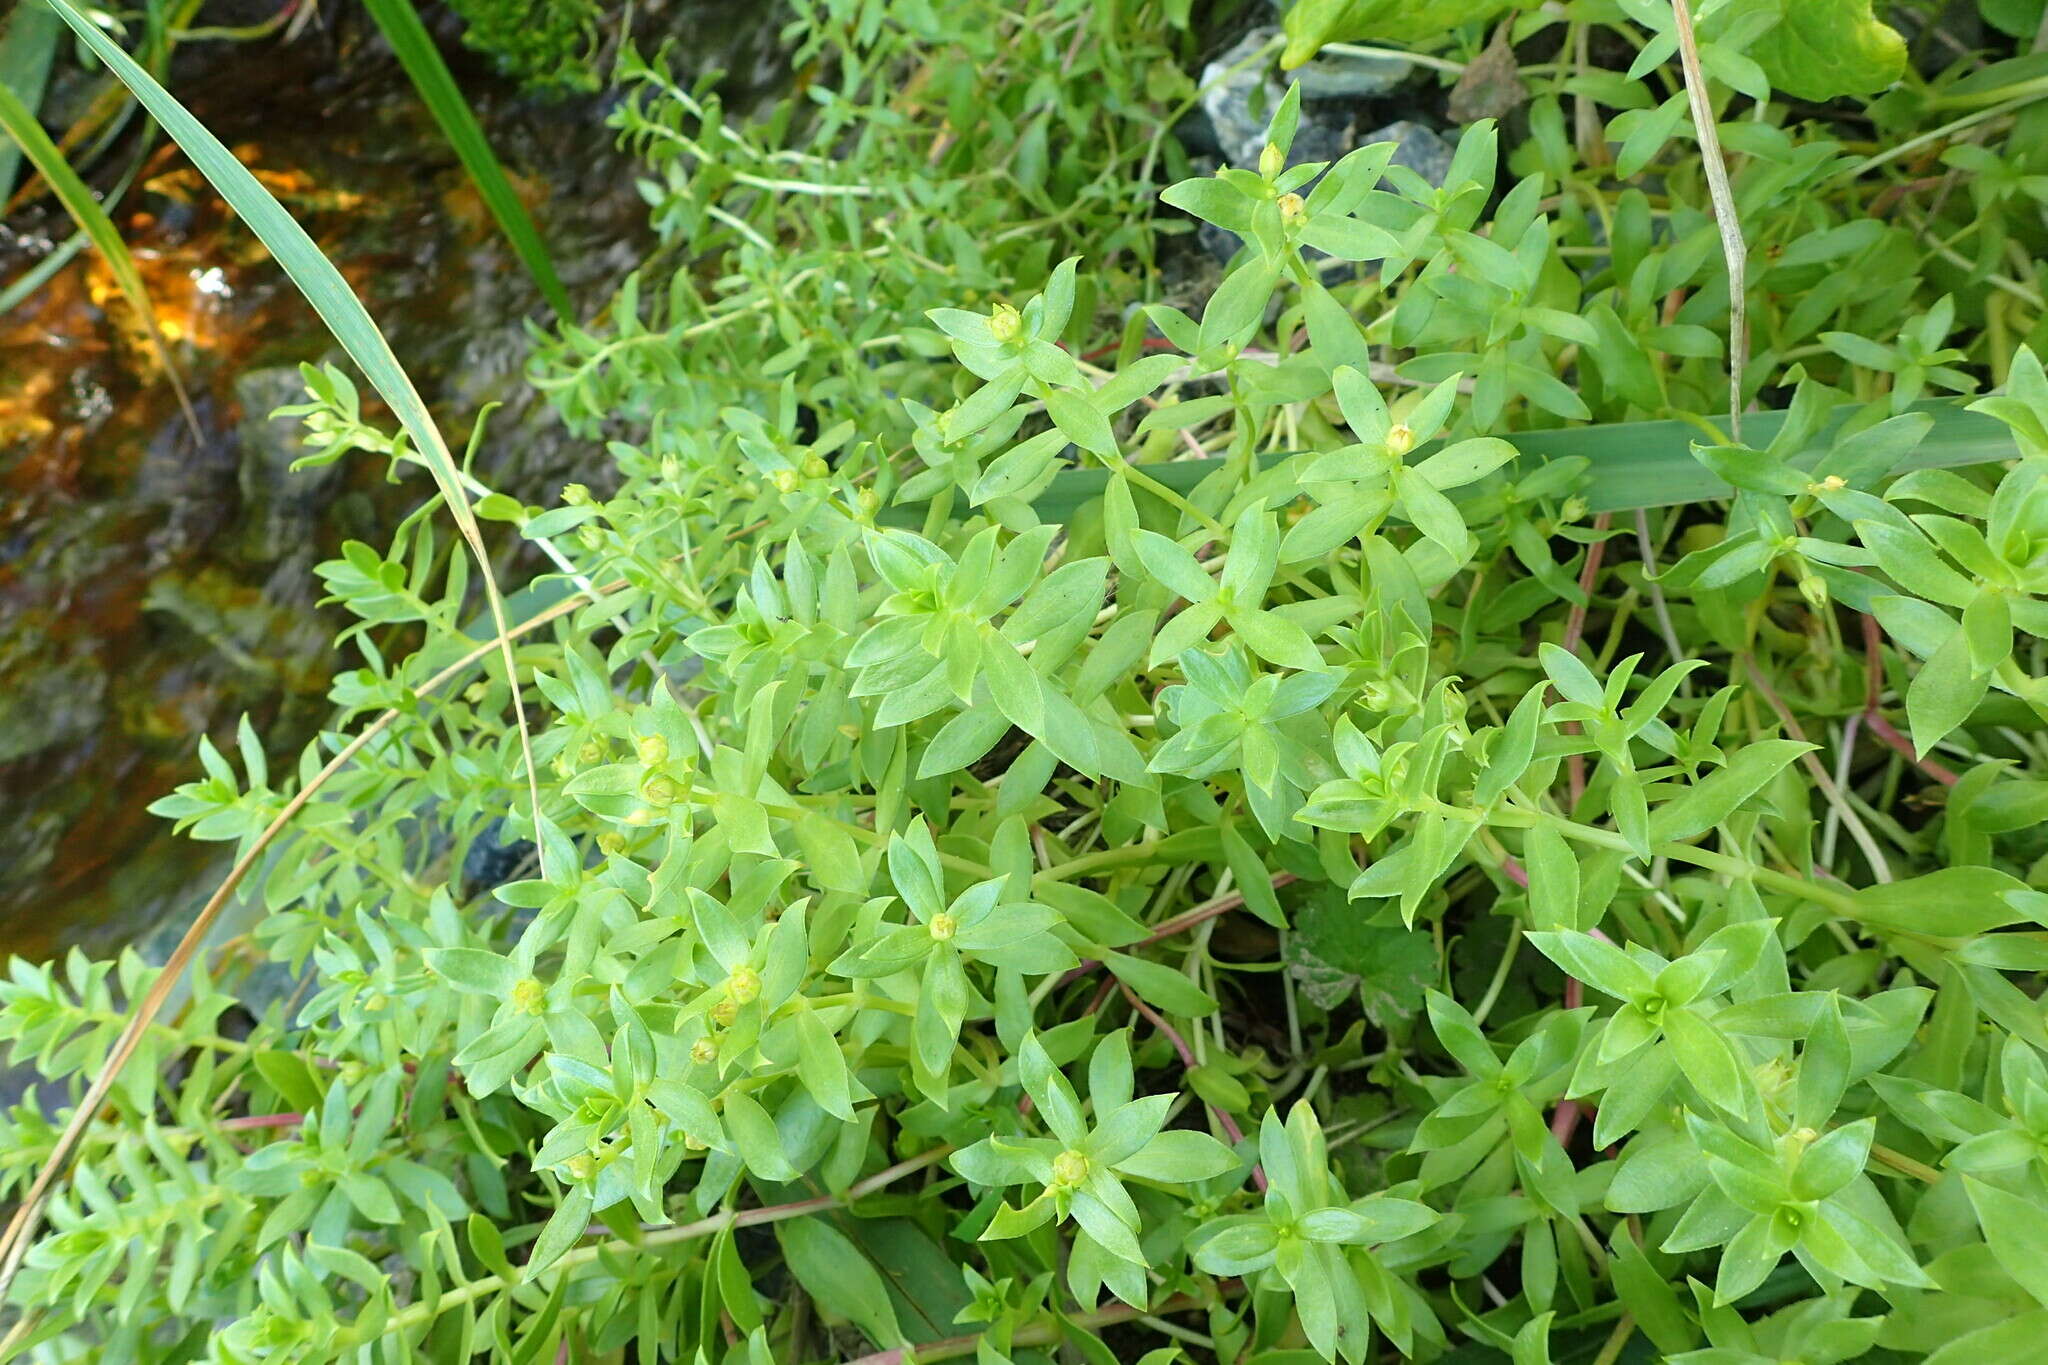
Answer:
561, 483, 590, 506
1278, 192, 1306, 228
691, 1036, 718, 1065
512, 978, 547, 1016
1385, 423, 1415, 457
929, 911, 958, 941
637, 735, 670, 767
598, 832, 627, 856
1259, 142, 1285, 180
1051, 1149, 1090, 1188
772, 468, 800, 495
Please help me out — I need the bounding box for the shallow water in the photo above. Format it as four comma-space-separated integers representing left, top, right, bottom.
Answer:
0, 1, 782, 959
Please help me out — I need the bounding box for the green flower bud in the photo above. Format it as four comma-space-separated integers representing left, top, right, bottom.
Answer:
772, 468, 800, 495
727, 965, 762, 1005
1051, 1149, 1090, 1188
637, 735, 670, 766
929, 911, 958, 941
988, 303, 1023, 344
561, 483, 590, 506
1259, 142, 1285, 180
512, 978, 547, 1016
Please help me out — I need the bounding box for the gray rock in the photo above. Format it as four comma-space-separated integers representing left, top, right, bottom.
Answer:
1295, 48, 1414, 100
1200, 27, 1287, 170
1365, 120, 1456, 188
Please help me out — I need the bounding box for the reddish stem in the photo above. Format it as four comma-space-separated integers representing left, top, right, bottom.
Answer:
1561, 516, 1613, 807
1118, 984, 1265, 1192
1057, 874, 1296, 989
1859, 612, 1960, 786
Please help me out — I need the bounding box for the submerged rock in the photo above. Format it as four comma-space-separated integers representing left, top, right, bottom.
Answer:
235, 367, 345, 567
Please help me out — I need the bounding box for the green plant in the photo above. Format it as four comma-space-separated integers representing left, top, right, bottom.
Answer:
14, 2, 2048, 1363
446, 0, 605, 97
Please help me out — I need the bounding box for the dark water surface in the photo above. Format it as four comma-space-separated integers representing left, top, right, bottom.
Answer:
0, 1, 780, 959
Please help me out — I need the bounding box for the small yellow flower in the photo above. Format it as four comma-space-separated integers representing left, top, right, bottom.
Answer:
929, 911, 959, 941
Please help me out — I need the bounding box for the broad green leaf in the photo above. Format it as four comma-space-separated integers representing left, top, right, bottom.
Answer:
1752, 0, 1907, 101
776, 1218, 905, 1347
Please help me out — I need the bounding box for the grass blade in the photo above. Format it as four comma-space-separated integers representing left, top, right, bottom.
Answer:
989, 399, 2017, 528
0, 0, 556, 1299
0, 0, 63, 200
0, 75, 202, 441
362, 0, 574, 318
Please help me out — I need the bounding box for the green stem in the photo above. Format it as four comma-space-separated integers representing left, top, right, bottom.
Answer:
1035, 838, 1164, 884
1523, 808, 1861, 916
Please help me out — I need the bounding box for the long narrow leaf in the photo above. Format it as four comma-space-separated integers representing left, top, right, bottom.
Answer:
0, 74, 201, 440
362, 0, 573, 317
